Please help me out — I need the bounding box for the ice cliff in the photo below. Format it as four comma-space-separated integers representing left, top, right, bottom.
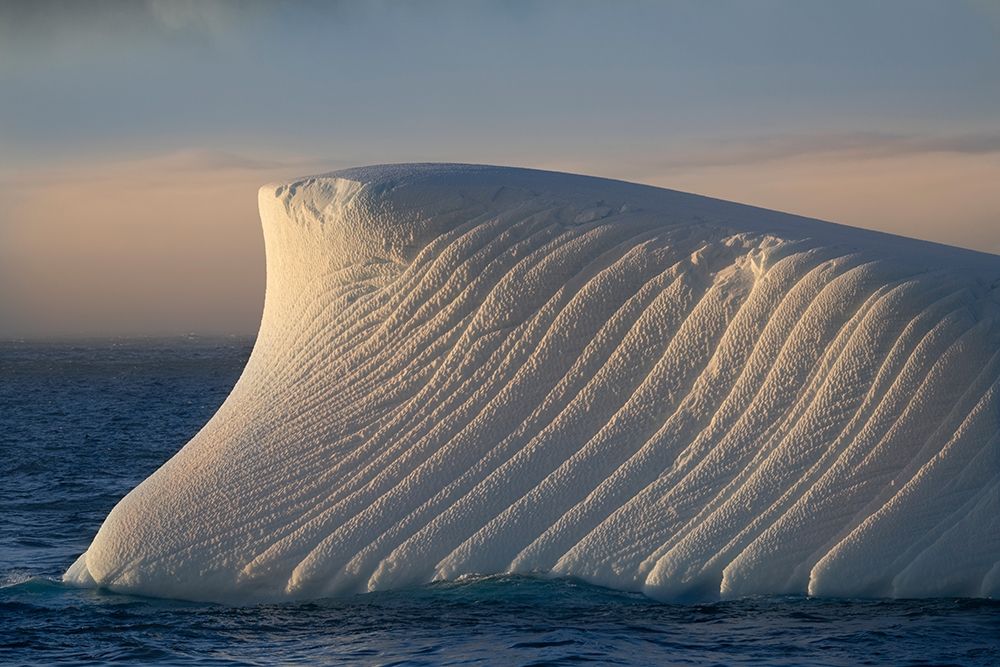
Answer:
66, 164, 1000, 602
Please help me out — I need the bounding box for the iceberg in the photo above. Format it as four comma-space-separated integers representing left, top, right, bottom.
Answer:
65, 164, 1000, 602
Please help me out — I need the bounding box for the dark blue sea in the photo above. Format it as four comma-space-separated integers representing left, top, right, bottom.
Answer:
2, 339, 999, 666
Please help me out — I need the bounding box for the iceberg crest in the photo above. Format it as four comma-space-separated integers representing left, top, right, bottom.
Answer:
65, 164, 1000, 602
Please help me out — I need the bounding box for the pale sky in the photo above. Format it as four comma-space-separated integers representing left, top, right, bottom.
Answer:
2, 0, 999, 338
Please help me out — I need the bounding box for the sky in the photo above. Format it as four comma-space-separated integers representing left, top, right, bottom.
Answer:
1, 0, 999, 338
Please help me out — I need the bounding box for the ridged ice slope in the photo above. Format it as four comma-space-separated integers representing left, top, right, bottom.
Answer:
65, 164, 1000, 602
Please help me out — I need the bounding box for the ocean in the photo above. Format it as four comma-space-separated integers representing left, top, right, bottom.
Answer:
2, 339, 998, 666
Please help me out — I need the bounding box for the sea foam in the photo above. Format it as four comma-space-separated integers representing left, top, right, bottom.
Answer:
65, 164, 1000, 602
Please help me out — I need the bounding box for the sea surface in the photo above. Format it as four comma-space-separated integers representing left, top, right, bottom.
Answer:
2, 339, 999, 666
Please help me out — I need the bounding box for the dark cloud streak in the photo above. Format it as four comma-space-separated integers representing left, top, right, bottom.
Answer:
656, 131, 1000, 171
0, 0, 348, 63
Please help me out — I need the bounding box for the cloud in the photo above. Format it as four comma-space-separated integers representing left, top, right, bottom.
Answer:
0, 150, 334, 192
0, 0, 270, 35
0, 0, 349, 67
146, 149, 315, 173
1, 0, 212, 42
656, 131, 1000, 171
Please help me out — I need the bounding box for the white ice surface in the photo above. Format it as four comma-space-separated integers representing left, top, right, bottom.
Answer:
64, 164, 1000, 602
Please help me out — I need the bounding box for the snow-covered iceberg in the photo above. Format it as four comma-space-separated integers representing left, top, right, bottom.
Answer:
65, 164, 1000, 602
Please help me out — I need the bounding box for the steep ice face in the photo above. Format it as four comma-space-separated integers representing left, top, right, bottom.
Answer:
64, 164, 1000, 603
